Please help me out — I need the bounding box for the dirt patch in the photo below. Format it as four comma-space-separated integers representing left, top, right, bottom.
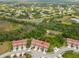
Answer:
0, 21, 22, 31
0, 41, 12, 55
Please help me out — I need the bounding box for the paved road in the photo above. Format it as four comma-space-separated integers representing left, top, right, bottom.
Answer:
0, 47, 78, 58
0, 49, 31, 58
46, 47, 77, 58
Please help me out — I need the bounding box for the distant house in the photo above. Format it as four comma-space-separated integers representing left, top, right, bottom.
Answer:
67, 38, 79, 50
29, 39, 50, 54
70, 18, 79, 23
47, 30, 62, 35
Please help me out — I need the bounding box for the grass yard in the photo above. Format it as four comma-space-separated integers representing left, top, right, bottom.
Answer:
61, 21, 72, 25
60, 16, 72, 25
0, 41, 12, 55
61, 16, 72, 21
62, 50, 79, 58
0, 21, 23, 32
74, 16, 79, 18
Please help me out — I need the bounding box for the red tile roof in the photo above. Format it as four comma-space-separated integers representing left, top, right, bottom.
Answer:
31, 39, 50, 48
12, 40, 27, 47
67, 38, 79, 46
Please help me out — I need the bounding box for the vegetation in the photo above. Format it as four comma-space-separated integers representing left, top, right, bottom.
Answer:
25, 53, 32, 58
62, 50, 79, 58
0, 3, 79, 52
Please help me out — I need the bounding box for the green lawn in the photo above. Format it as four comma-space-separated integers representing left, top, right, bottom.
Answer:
62, 50, 79, 58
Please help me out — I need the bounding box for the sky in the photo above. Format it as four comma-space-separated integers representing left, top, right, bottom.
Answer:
0, 0, 79, 2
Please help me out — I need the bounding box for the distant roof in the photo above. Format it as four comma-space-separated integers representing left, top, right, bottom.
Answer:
67, 38, 79, 46
32, 39, 50, 48
71, 18, 79, 23
12, 40, 27, 47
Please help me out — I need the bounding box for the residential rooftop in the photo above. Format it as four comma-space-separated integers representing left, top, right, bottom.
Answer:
31, 39, 50, 48
67, 38, 79, 46
12, 40, 27, 47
